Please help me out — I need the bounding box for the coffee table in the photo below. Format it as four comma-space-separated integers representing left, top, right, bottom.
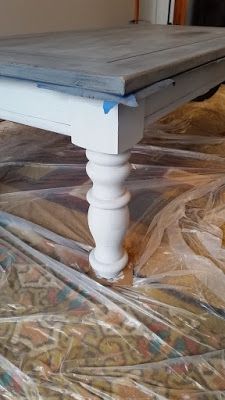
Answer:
1, 24, 225, 278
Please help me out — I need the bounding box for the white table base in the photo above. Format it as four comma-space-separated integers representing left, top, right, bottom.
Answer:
1, 58, 225, 277
0, 77, 144, 278
86, 150, 131, 278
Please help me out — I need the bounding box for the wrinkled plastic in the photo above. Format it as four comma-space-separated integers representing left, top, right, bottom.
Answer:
1, 86, 225, 399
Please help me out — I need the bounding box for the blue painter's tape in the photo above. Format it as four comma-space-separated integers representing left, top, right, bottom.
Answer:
123, 95, 138, 107
103, 94, 138, 114
103, 101, 118, 114
36, 79, 174, 113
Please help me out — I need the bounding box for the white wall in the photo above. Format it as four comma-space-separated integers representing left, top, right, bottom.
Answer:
140, 0, 157, 24
0, 0, 132, 37
141, 0, 175, 24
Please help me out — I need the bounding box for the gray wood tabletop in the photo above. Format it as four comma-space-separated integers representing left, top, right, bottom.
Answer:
0, 24, 225, 96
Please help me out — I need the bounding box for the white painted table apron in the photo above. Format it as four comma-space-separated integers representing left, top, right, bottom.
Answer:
1, 25, 225, 278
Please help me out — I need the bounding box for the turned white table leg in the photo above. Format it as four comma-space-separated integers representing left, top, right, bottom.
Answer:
0, 79, 145, 280
86, 150, 131, 279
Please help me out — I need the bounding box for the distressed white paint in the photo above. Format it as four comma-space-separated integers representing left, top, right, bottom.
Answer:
86, 150, 131, 278
0, 77, 144, 154
0, 76, 144, 278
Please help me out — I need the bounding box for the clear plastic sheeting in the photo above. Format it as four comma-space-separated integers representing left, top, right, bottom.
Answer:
1, 86, 225, 399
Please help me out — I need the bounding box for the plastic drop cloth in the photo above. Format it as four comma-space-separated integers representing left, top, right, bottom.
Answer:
1, 86, 225, 399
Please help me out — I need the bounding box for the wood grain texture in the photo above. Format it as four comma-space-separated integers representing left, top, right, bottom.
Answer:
173, 0, 188, 25
1, 24, 225, 96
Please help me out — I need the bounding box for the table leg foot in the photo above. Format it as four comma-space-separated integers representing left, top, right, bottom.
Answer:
86, 150, 131, 279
